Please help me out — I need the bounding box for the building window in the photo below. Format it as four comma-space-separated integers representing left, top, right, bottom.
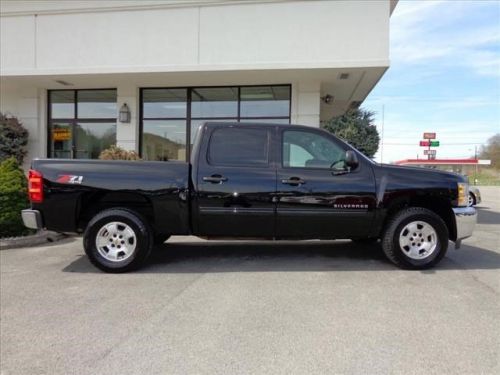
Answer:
48, 89, 117, 159
140, 85, 291, 161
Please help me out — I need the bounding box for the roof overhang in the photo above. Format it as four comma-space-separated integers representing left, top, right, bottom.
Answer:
1, 63, 389, 119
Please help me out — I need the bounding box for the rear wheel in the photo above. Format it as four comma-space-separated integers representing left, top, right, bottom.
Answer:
83, 208, 153, 273
381, 207, 448, 269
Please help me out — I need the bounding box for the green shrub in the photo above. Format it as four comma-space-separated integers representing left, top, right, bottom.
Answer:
99, 145, 141, 160
0, 113, 29, 164
0, 157, 32, 238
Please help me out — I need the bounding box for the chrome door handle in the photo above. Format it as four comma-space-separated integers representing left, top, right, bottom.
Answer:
281, 177, 305, 186
203, 175, 228, 183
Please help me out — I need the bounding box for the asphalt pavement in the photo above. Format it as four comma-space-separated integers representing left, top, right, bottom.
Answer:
1, 187, 499, 375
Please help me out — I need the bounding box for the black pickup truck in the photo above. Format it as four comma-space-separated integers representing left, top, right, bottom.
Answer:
22, 122, 477, 272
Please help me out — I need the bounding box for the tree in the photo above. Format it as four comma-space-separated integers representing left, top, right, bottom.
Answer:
0, 113, 29, 164
322, 109, 380, 158
479, 133, 500, 170
0, 157, 30, 238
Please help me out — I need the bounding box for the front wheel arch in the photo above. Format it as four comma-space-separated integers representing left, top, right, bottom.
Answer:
381, 207, 449, 269
379, 194, 456, 242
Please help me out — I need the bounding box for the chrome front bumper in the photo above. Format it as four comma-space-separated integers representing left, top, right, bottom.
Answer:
452, 206, 477, 248
21, 209, 43, 230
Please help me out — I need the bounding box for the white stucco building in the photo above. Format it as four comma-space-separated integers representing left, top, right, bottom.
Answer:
1, 0, 397, 167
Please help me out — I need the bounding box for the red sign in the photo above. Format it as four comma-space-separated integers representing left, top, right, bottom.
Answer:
419, 141, 430, 147
423, 132, 436, 139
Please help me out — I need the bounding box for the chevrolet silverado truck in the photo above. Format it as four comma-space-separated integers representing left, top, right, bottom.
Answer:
22, 122, 477, 272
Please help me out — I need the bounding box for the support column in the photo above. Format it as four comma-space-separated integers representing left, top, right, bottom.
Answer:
116, 84, 139, 152
16, 87, 42, 170
291, 81, 321, 127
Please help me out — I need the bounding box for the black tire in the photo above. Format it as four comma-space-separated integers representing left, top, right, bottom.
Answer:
83, 208, 153, 273
381, 207, 449, 269
468, 192, 476, 207
154, 234, 171, 245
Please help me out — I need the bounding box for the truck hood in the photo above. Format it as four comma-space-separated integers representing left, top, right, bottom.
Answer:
376, 163, 467, 183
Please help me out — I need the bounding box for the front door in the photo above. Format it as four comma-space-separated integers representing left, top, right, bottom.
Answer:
194, 125, 277, 237
276, 128, 377, 239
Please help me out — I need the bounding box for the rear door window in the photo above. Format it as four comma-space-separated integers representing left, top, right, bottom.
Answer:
208, 127, 269, 167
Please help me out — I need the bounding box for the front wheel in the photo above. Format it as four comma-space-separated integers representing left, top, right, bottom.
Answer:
468, 192, 476, 207
83, 208, 153, 273
381, 207, 448, 269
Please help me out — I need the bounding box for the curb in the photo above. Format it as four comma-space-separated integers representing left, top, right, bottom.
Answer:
0, 231, 68, 250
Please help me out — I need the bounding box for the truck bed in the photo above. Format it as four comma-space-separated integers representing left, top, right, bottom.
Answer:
31, 159, 190, 234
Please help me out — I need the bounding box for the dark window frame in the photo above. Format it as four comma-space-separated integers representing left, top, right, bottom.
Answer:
139, 84, 291, 162
207, 126, 271, 168
47, 88, 117, 158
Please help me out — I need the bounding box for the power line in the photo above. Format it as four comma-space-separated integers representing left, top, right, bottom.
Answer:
383, 142, 484, 146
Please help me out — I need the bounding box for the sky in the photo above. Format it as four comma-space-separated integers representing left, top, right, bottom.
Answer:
363, 0, 500, 163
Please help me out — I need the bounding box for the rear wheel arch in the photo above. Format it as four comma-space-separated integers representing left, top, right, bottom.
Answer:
83, 207, 154, 272
76, 191, 156, 233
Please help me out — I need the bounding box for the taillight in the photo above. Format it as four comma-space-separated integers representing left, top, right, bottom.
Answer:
28, 169, 43, 203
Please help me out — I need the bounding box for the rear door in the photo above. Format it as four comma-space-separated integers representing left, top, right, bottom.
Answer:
193, 124, 277, 237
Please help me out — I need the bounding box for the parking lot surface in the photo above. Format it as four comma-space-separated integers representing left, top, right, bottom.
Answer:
1, 187, 499, 375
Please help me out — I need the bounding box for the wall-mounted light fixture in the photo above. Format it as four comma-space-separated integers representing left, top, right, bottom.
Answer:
321, 94, 333, 104
119, 103, 131, 123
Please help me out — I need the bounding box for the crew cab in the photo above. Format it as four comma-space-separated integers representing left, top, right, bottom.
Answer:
22, 122, 477, 272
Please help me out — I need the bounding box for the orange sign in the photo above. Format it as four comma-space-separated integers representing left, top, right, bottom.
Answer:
52, 128, 71, 141
423, 132, 436, 139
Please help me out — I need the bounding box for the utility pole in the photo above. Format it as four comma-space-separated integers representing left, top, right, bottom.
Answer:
380, 104, 385, 163
474, 145, 478, 185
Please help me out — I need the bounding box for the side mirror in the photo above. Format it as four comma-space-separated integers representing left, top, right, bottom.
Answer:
345, 150, 359, 170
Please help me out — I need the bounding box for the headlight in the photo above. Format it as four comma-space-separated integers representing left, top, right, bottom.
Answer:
457, 182, 469, 206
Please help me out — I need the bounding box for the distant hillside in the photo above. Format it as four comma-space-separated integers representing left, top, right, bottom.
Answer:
142, 133, 185, 161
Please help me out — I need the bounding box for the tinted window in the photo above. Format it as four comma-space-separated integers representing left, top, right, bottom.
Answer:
240, 86, 290, 117
191, 87, 238, 118
77, 90, 117, 118
208, 128, 269, 166
75, 122, 116, 159
50, 91, 74, 119
48, 89, 117, 159
143, 89, 187, 118
283, 130, 345, 169
142, 120, 186, 161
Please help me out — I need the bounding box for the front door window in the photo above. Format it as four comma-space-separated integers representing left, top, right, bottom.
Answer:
283, 130, 346, 170
48, 90, 117, 159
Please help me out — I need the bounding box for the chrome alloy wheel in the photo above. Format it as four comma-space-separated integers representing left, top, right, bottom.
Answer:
468, 193, 475, 207
398, 221, 438, 260
95, 221, 137, 262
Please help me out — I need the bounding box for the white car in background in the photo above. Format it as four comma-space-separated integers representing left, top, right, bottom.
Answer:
469, 186, 482, 207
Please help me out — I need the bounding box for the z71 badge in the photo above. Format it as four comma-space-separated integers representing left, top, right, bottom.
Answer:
57, 175, 83, 184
